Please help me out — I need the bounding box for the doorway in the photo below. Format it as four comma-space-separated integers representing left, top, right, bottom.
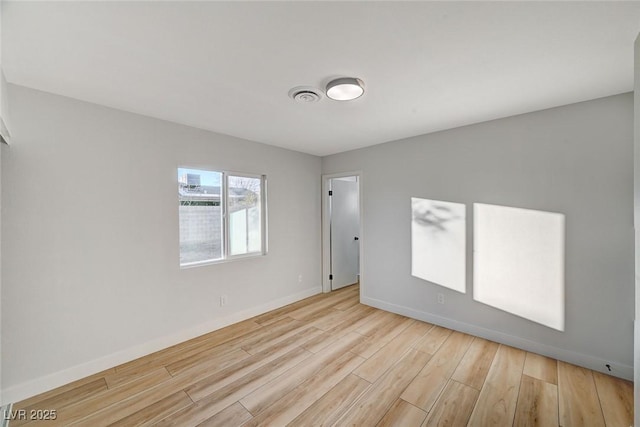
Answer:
322, 173, 361, 292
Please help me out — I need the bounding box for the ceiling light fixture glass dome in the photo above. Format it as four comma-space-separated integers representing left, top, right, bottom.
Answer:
326, 77, 365, 101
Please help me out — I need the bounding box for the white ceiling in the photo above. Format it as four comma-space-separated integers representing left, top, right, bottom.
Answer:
4, 1, 640, 156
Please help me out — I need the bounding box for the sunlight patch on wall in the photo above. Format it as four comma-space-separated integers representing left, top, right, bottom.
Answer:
411, 198, 466, 293
473, 203, 565, 331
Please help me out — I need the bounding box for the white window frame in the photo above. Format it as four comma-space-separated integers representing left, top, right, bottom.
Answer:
178, 168, 267, 268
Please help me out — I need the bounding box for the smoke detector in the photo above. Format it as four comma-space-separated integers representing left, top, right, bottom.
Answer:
288, 86, 322, 103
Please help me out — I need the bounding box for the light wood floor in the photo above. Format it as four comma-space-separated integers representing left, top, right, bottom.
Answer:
10, 285, 633, 426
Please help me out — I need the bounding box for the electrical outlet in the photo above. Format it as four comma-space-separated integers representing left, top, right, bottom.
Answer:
298, 274, 303, 283
437, 293, 445, 304
220, 295, 228, 307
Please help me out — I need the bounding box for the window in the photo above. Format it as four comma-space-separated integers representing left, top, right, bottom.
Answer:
178, 168, 266, 267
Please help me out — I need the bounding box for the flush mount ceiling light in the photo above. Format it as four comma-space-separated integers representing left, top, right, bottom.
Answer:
326, 77, 365, 101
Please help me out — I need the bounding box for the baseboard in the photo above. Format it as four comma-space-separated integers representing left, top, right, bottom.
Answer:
1, 285, 322, 405
361, 296, 633, 381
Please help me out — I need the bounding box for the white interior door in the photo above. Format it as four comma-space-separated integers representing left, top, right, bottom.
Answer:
330, 178, 359, 290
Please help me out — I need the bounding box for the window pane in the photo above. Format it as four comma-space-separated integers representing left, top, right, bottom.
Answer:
178, 168, 223, 265
228, 175, 262, 256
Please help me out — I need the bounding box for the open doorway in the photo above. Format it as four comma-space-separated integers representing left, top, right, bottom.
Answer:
322, 173, 362, 293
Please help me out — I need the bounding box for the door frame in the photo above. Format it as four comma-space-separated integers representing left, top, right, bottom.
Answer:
322, 171, 363, 293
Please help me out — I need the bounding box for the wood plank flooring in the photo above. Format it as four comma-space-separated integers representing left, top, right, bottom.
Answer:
10, 285, 633, 426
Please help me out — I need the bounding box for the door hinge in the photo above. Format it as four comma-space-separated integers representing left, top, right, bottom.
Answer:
329, 274, 333, 280
328, 190, 333, 196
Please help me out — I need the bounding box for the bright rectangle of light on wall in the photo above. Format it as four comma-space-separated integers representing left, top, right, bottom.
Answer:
473, 203, 565, 331
411, 198, 466, 293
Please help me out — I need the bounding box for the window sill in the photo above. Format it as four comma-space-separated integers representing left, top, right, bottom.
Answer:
179, 252, 266, 269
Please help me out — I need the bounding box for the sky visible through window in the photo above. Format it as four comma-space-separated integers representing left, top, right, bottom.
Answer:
178, 168, 221, 186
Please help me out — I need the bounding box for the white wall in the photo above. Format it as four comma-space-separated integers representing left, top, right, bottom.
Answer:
1, 84, 322, 402
0, 0, 4, 406
634, 34, 640, 427
0, 130, 2, 408
324, 93, 634, 379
